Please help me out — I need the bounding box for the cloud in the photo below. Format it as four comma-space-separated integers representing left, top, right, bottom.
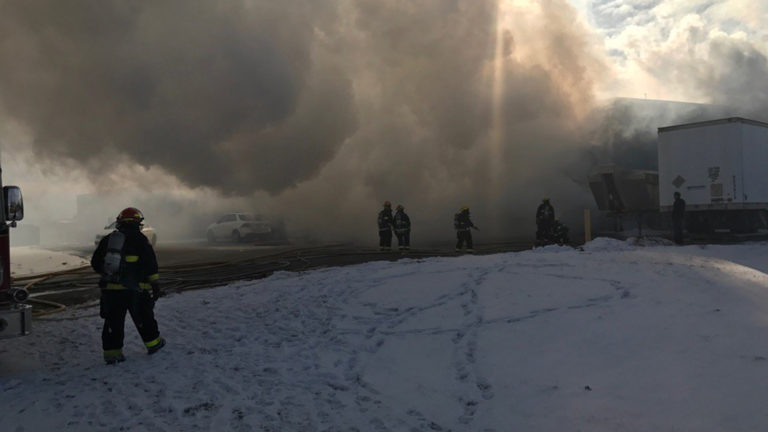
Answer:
591, 0, 662, 31
594, 0, 768, 114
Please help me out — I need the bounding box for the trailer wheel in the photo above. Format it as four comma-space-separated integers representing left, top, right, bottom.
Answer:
686, 212, 711, 234
760, 210, 768, 230
731, 211, 754, 234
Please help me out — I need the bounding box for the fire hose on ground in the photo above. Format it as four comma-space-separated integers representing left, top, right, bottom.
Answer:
11, 242, 534, 318
15, 258, 296, 317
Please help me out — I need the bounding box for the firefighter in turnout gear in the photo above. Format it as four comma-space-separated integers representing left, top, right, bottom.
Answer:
91, 207, 165, 364
393, 204, 411, 250
535, 198, 555, 244
377, 201, 394, 251
552, 219, 570, 245
454, 206, 477, 253
672, 192, 686, 245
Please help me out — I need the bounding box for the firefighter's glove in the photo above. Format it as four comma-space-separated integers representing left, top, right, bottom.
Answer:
151, 282, 163, 301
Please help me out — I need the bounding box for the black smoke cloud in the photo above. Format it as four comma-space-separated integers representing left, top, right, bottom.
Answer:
695, 37, 768, 117
0, 0, 605, 240
0, 0, 356, 194
305, 0, 603, 239
584, 97, 733, 174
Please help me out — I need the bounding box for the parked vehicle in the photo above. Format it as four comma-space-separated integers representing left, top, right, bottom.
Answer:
206, 213, 283, 243
95, 220, 157, 246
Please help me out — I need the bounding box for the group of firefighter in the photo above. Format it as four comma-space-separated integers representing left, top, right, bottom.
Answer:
88, 193, 683, 365
377, 201, 479, 253
377, 201, 414, 251
90, 199, 570, 365
377, 193, 687, 251
377, 198, 569, 253
89, 192, 686, 365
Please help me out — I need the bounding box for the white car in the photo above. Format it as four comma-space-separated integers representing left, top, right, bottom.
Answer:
95, 221, 157, 246
206, 213, 280, 243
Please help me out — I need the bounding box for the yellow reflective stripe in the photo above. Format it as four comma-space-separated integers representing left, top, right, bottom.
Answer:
103, 349, 123, 356
105, 283, 126, 290
139, 282, 152, 290
144, 337, 162, 348
125, 255, 139, 263
148, 273, 159, 281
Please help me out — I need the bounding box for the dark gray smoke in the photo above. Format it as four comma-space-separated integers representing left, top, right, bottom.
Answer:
584, 97, 734, 173
270, 0, 605, 239
694, 38, 768, 118
0, 0, 607, 241
0, 0, 356, 194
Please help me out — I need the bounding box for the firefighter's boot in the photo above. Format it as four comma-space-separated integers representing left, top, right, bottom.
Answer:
104, 350, 126, 365
146, 337, 166, 355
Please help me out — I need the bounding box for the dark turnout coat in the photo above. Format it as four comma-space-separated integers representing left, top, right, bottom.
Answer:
672, 197, 686, 220
394, 210, 411, 233
536, 202, 555, 225
378, 208, 394, 232
454, 210, 475, 231
91, 223, 159, 291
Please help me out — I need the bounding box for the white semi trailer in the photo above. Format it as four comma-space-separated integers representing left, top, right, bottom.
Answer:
658, 117, 768, 233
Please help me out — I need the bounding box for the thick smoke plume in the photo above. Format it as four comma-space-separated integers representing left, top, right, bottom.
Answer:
0, 0, 357, 194
0, 0, 609, 241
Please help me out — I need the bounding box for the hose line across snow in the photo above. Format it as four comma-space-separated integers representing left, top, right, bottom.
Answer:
12, 242, 534, 317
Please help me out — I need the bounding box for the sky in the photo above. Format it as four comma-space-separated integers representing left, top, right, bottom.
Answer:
0, 0, 766, 242
574, 0, 768, 105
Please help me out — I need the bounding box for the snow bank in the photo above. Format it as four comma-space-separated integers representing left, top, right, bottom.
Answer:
3, 244, 768, 431
627, 236, 674, 247
10, 246, 90, 276
581, 236, 675, 252
530, 243, 575, 253
581, 236, 635, 252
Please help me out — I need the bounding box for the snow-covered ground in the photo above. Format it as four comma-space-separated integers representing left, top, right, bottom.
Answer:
10, 246, 90, 277
3, 238, 768, 431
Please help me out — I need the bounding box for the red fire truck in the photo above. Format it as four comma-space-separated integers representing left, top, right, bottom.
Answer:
0, 169, 28, 339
